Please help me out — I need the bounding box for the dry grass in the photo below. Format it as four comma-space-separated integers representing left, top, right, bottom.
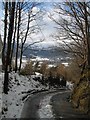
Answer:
71, 80, 90, 113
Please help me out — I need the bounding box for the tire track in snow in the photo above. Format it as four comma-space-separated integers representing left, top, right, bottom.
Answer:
38, 90, 70, 119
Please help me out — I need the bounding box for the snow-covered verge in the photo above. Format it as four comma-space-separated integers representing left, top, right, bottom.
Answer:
0, 72, 3, 118
1, 72, 49, 119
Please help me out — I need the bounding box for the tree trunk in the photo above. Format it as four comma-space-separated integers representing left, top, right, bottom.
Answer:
2, 2, 8, 70
19, 44, 23, 72
3, 2, 15, 94
19, 12, 30, 72
15, 3, 21, 72
10, 7, 18, 71
4, 70, 9, 94
84, 3, 90, 80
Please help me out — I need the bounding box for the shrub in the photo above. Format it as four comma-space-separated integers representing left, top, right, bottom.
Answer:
56, 64, 67, 78
49, 66, 57, 78
40, 62, 48, 75
20, 61, 33, 75
66, 61, 81, 84
33, 61, 39, 72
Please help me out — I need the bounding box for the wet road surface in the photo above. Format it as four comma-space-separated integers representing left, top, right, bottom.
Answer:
21, 89, 90, 119
51, 91, 90, 119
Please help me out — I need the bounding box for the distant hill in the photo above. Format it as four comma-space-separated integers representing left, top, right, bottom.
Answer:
23, 48, 68, 58
13, 43, 72, 63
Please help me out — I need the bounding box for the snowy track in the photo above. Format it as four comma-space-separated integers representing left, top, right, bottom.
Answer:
21, 89, 90, 119
1, 71, 72, 119
21, 89, 69, 119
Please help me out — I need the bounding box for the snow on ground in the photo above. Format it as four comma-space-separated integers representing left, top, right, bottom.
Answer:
1, 72, 48, 118
0, 72, 73, 119
38, 94, 54, 119
0, 72, 4, 116
66, 81, 74, 90
38, 90, 70, 119
0, 57, 72, 119
62, 62, 69, 67
31, 56, 50, 62
48, 64, 56, 68
34, 72, 42, 79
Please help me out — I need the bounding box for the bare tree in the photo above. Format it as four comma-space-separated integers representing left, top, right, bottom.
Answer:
2, 1, 44, 93
13, 2, 43, 72
19, 10, 31, 71
50, 2, 90, 78
18, 3, 43, 72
